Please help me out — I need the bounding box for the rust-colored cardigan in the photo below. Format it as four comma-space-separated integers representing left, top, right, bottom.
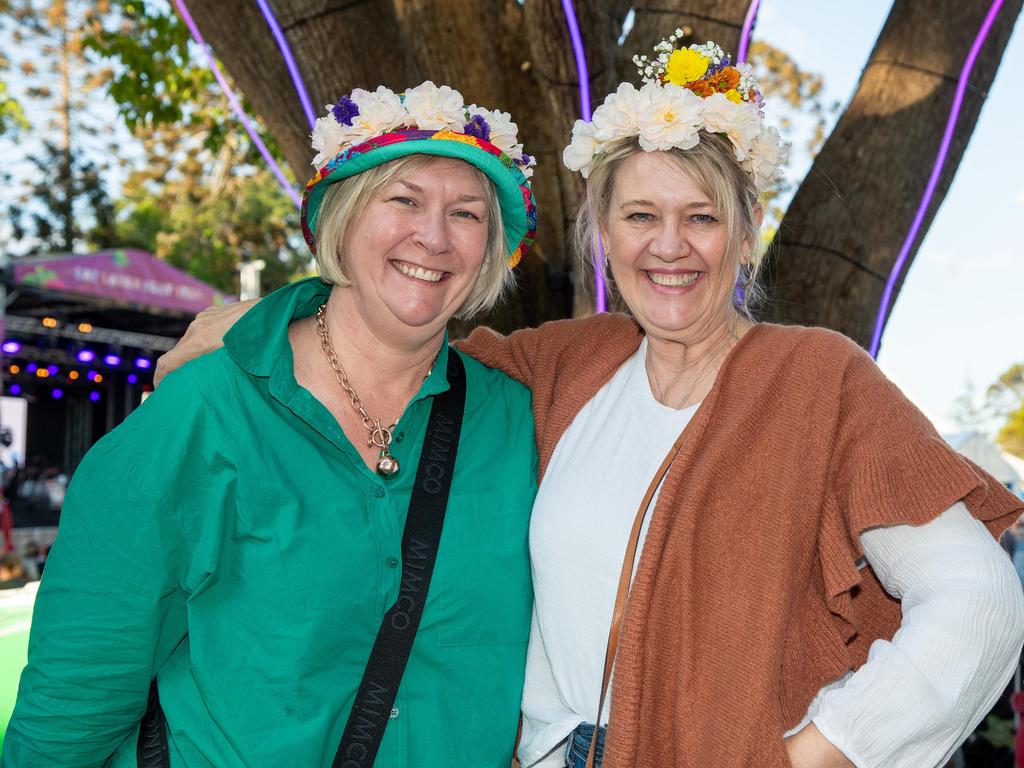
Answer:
460, 313, 1023, 768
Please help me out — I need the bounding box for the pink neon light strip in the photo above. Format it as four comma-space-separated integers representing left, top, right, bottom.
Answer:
868, 0, 1004, 357
737, 0, 761, 64
254, 0, 316, 130
560, 0, 607, 312
173, 0, 302, 208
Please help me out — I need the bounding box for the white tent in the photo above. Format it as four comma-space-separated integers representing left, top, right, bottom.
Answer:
943, 431, 1021, 492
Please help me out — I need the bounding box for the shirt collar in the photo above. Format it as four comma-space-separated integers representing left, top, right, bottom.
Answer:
223, 276, 453, 399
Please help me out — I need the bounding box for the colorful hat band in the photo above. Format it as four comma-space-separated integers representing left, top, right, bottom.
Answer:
301, 130, 537, 269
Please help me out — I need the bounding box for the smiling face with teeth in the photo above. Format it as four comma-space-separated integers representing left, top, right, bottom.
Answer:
336, 157, 495, 345
601, 150, 757, 346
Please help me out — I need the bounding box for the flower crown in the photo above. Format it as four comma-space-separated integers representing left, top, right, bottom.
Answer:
311, 81, 537, 178
562, 32, 788, 193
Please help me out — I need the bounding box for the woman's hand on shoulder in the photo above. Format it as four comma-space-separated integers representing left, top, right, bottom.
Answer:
785, 724, 855, 768
155, 299, 258, 387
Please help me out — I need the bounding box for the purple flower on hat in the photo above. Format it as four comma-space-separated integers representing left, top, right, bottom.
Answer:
516, 152, 533, 167
463, 114, 491, 141
332, 96, 360, 126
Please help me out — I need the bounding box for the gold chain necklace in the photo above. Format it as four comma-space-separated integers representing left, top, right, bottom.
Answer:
315, 303, 436, 477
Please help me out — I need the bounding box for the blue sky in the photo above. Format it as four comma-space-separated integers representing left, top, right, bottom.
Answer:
757, 1, 1023, 433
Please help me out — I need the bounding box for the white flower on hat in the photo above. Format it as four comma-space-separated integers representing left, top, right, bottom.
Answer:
403, 82, 466, 131
637, 83, 703, 152
342, 86, 409, 145
742, 125, 789, 192
311, 115, 345, 168
562, 119, 600, 178
591, 82, 644, 142
483, 109, 521, 157
701, 92, 762, 162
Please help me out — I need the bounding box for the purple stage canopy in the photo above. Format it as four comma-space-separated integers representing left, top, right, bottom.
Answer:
11, 249, 235, 315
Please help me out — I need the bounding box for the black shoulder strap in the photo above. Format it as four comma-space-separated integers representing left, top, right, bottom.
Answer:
138, 351, 467, 768
332, 350, 466, 768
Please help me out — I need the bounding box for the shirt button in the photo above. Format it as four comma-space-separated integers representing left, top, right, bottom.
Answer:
374, 487, 385, 499
385, 557, 399, 569
389, 707, 399, 719
395, 431, 404, 443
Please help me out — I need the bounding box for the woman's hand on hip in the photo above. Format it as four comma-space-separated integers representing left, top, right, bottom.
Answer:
154, 299, 258, 386
785, 724, 856, 768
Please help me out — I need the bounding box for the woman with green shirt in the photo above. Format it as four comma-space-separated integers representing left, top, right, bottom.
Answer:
3, 83, 539, 768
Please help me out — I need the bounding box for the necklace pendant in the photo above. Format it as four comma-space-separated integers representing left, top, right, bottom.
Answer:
376, 453, 400, 477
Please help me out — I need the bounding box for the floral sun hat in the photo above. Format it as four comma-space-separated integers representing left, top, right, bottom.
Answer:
563, 32, 789, 194
303, 82, 538, 268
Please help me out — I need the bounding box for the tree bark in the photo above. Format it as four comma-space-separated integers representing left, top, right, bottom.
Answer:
764, 0, 1023, 348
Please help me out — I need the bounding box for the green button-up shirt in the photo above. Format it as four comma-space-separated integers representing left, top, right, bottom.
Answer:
3, 278, 537, 768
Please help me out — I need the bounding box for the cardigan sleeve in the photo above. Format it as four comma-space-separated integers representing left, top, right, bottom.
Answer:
826, 344, 1021, 537
815, 338, 1022, 646
457, 325, 544, 389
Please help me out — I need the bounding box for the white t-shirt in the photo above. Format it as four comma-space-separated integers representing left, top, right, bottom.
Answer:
519, 339, 1024, 768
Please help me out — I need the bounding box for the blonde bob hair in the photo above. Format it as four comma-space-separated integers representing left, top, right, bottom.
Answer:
572, 132, 763, 318
313, 154, 513, 319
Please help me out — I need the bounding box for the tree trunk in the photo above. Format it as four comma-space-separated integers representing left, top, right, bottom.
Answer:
764, 0, 1023, 348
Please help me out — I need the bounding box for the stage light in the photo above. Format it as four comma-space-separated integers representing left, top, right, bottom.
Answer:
26, 363, 37, 373
94, 373, 103, 383
36, 369, 49, 378
52, 389, 63, 399
9, 365, 20, 374
78, 323, 93, 333
42, 317, 58, 328
8, 384, 21, 395
69, 370, 79, 380
87, 371, 98, 381
134, 357, 152, 370
47, 365, 58, 376
1, 340, 20, 354
89, 391, 100, 402
127, 374, 138, 385
103, 353, 122, 366
76, 349, 96, 363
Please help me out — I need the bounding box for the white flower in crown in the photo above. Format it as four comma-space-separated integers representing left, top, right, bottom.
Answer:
482, 108, 521, 157
403, 82, 466, 131
743, 125, 789, 193
590, 82, 644, 142
700, 92, 762, 162
310, 115, 346, 168
341, 86, 409, 145
562, 119, 600, 178
509, 143, 536, 178
637, 83, 704, 152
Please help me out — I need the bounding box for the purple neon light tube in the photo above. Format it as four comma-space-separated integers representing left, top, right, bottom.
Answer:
737, 0, 762, 64
173, 0, 302, 208
868, 0, 1004, 358
560, 0, 607, 313
254, 0, 316, 130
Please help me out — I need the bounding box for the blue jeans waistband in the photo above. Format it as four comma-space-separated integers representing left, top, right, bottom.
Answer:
566, 722, 606, 768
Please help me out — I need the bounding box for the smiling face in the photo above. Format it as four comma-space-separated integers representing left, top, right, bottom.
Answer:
335, 157, 495, 340
600, 148, 755, 344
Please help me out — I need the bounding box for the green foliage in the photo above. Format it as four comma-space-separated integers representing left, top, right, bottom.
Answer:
0, 79, 28, 137
986, 363, 1024, 458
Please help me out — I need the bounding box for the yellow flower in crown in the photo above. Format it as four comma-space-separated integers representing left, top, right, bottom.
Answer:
665, 48, 710, 86
724, 89, 743, 104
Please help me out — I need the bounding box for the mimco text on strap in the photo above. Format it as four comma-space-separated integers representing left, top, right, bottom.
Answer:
333, 350, 467, 768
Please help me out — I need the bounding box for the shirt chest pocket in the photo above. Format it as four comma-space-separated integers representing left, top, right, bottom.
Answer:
429, 489, 535, 646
